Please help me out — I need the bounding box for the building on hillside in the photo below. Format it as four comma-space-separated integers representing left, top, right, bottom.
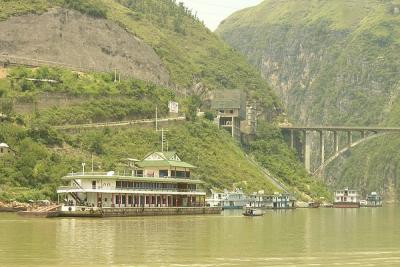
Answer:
211, 90, 258, 141
211, 90, 246, 141
242, 101, 257, 135
0, 113, 8, 121
0, 143, 14, 157
333, 188, 360, 208
57, 151, 221, 217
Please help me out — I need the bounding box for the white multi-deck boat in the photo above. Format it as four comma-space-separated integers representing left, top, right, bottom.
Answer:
248, 192, 296, 209
206, 188, 249, 209
333, 188, 360, 208
56, 151, 221, 217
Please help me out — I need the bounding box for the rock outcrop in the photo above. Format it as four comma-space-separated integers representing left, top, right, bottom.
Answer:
0, 8, 170, 86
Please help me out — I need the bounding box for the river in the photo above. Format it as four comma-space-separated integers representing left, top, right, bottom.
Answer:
0, 206, 399, 266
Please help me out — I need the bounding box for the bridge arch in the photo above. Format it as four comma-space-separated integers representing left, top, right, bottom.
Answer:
312, 133, 387, 176
279, 125, 400, 175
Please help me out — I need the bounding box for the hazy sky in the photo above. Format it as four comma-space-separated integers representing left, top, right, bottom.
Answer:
179, 0, 263, 31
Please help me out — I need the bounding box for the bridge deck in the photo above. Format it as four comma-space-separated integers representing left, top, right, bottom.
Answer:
279, 126, 400, 132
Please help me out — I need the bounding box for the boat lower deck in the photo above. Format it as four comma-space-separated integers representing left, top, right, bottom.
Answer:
333, 202, 360, 208
58, 206, 222, 217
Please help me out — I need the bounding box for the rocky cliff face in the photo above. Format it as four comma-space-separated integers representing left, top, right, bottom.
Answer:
217, 0, 400, 199
0, 7, 170, 86
218, 0, 400, 126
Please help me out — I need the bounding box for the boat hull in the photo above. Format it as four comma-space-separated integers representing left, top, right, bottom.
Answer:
242, 213, 263, 217
59, 207, 222, 218
333, 202, 360, 208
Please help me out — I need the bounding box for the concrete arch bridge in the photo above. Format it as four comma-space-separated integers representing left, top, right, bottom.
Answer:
279, 126, 400, 176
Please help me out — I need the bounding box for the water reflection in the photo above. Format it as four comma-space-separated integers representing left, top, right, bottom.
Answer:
0, 206, 400, 266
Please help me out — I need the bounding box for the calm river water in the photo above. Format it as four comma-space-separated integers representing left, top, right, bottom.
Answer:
1, 206, 399, 266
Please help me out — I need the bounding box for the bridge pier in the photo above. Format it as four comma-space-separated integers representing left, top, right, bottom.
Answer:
347, 131, 352, 147
303, 130, 311, 172
333, 131, 339, 154
290, 129, 294, 149
319, 131, 325, 164
279, 125, 398, 175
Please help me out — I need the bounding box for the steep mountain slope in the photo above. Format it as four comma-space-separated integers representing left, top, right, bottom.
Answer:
0, 0, 328, 201
217, 0, 400, 199
0, 7, 170, 85
218, 0, 400, 125
0, 0, 280, 112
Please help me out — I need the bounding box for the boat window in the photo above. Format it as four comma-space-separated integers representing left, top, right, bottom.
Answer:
159, 170, 169, 177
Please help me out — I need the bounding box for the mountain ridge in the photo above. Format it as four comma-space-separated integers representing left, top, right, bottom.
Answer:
217, 0, 400, 200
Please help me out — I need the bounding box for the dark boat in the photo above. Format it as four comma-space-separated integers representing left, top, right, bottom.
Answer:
243, 207, 263, 216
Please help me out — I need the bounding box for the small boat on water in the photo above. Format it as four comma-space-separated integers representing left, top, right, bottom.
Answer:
308, 202, 320, 208
243, 207, 263, 216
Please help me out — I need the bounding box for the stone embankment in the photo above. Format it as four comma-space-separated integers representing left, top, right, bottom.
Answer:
0, 201, 29, 212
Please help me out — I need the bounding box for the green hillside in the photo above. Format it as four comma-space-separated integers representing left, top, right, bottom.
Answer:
0, 66, 328, 201
0, 0, 328, 201
217, 0, 400, 199
0, 0, 280, 112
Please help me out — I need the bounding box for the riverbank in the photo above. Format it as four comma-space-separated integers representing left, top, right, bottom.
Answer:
0, 201, 29, 212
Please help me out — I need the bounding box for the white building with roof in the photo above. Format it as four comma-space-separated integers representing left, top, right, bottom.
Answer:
0, 143, 14, 157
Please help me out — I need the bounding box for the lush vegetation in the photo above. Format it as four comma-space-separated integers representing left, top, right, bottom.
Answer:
0, 0, 281, 113
0, 65, 328, 202
324, 134, 400, 200
1, 67, 176, 125
249, 123, 329, 199
0, 1, 328, 201
0, 120, 283, 202
218, 0, 400, 200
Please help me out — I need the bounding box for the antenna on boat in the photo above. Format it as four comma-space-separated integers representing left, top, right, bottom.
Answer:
91, 153, 94, 173
156, 128, 169, 152
161, 128, 165, 152
155, 106, 158, 131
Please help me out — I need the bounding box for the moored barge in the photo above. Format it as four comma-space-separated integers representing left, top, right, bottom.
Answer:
362, 192, 383, 207
333, 188, 360, 208
56, 151, 221, 217
248, 192, 296, 210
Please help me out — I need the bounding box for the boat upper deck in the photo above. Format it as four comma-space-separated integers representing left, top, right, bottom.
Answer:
62, 172, 204, 184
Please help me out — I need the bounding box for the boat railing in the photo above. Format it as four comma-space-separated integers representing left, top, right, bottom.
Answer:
65, 172, 194, 180
57, 186, 203, 193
